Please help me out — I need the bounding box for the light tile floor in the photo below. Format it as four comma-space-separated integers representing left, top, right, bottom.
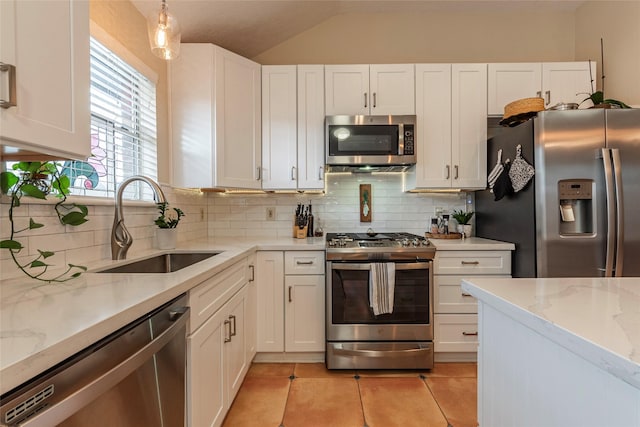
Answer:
222, 362, 477, 427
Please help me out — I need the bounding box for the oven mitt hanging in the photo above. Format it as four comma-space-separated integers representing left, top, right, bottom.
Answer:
493, 159, 513, 201
508, 144, 535, 192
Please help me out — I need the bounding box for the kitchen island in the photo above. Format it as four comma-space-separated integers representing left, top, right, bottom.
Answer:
461, 277, 640, 427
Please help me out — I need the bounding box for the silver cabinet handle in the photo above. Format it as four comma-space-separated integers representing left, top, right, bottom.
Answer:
373, 92, 377, 108
462, 331, 478, 336
256, 167, 261, 181
536, 90, 542, 98
288, 286, 293, 303
0, 63, 17, 109
461, 260, 480, 265
224, 319, 232, 342
249, 264, 255, 282
461, 292, 473, 297
229, 315, 237, 337
364, 92, 368, 108
445, 165, 450, 179
296, 260, 314, 265
454, 165, 459, 180
291, 166, 296, 181
319, 166, 324, 181
544, 90, 551, 106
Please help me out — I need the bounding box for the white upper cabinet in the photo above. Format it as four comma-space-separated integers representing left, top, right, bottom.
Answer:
325, 64, 415, 115
406, 63, 487, 190
0, 0, 90, 160
488, 61, 596, 115
261, 65, 325, 190
170, 44, 261, 189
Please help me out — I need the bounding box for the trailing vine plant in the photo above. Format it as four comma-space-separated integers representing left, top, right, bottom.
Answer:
0, 161, 89, 283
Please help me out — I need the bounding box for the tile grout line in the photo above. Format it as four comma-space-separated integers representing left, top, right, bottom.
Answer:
278, 365, 297, 427
420, 374, 454, 427
354, 372, 369, 427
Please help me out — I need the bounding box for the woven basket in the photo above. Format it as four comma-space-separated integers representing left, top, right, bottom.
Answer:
499, 97, 545, 127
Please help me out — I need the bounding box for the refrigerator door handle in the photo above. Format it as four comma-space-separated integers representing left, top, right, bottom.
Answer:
602, 148, 616, 277
611, 148, 624, 276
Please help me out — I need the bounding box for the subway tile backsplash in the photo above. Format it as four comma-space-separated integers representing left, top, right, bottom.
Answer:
1, 174, 466, 280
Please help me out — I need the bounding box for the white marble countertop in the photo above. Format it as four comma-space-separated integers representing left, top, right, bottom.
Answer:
461, 277, 640, 389
0, 236, 324, 395
429, 236, 515, 251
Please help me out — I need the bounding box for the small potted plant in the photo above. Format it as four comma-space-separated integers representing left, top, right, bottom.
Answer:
154, 202, 185, 249
452, 209, 474, 237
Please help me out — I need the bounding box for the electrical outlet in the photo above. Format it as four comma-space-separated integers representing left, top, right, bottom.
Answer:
266, 207, 276, 221
200, 208, 205, 221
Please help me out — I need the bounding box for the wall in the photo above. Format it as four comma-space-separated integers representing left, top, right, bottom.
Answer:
575, 1, 640, 107
253, 8, 577, 64
208, 174, 468, 238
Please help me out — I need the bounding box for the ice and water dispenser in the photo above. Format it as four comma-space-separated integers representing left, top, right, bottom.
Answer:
558, 179, 594, 235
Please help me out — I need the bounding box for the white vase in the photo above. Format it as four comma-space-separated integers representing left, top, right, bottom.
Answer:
463, 224, 472, 238
156, 228, 177, 250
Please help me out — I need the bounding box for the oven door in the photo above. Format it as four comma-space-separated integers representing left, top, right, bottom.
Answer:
326, 261, 433, 341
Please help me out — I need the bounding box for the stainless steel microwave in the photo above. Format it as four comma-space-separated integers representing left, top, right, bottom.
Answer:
325, 115, 416, 170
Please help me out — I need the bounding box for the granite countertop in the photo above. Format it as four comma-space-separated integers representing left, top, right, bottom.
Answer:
429, 236, 515, 251
461, 276, 640, 389
0, 236, 325, 395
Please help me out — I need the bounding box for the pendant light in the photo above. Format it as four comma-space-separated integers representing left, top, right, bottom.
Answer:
147, 0, 181, 60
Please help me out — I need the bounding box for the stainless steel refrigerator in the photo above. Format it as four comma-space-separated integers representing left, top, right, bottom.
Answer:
476, 109, 640, 278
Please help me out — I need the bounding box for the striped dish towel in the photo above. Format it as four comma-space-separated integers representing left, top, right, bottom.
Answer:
369, 263, 396, 315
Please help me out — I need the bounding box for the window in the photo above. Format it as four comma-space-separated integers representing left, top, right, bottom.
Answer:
62, 37, 158, 200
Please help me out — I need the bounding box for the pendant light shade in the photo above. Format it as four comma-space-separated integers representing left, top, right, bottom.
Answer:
147, 0, 181, 60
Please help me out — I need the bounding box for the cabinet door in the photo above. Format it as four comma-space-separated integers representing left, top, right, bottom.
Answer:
324, 65, 369, 115
256, 251, 285, 352
297, 65, 325, 190
451, 63, 487, 189
369, 64, 415, 115
261, 65, 297, 190
487, 63, 542, 115
284, 275, 325, 352
409, 64, 452, 189
188, 308, 226, 427
0, 0, 90, 159
224, 286, 247, 407
542, 61, 596, 108
215, 47, 262, 189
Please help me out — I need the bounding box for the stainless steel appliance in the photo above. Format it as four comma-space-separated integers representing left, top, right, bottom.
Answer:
326, 232, 435, 370
325, 115, 416, 171
477, 109, 640, 277
0, 295, 189, 427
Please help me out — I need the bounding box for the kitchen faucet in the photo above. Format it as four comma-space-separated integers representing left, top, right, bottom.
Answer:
111, 175, 167, 260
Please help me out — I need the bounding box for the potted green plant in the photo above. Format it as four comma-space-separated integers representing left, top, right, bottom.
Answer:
452, 209, 474, 237
0, 161, 89, 282
154, 202, 185, 249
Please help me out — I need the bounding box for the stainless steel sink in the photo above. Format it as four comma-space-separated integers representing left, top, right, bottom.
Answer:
96, 252, 220, 274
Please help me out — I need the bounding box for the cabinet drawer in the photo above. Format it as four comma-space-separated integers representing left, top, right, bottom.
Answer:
434, 274, 511, 314
284, 251, 325, 275
434, 251, 511, 275
188, 258, 248, 333
434, 314, 478, 352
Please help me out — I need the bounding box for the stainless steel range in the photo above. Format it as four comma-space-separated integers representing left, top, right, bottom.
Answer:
326, 232, 435, 370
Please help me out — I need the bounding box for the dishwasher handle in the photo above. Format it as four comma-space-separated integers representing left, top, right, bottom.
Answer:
17, 307, 189, 427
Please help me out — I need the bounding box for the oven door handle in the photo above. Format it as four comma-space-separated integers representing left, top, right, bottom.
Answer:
332, 344, 432, 358
330, 262, 432, 271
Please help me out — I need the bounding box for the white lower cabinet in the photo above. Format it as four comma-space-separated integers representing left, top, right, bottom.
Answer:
433, 250, 511, 361
187, 258, 253, 427
257, 251, 325, 355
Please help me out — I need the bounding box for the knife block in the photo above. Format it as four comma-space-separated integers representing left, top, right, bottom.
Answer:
294, 225, 308, 239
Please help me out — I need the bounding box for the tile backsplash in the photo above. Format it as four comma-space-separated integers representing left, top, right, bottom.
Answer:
207, 174, 467, 238
1, 174, 468, 280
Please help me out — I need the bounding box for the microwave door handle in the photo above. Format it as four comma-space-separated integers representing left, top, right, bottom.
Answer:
398, 123, 404, 155
612, 148, 624, 276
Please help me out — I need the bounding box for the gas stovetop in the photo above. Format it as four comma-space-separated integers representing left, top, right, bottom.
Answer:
326, 232, 435, 261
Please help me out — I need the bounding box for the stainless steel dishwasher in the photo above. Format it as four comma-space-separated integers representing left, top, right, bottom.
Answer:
0, 294, 189, 427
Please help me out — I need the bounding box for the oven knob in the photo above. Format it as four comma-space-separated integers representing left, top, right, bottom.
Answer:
401, 238, 410, 247
412, 238, 420, 247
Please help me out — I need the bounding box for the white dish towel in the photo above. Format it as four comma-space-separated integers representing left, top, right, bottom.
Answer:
369, 263, 396, 315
